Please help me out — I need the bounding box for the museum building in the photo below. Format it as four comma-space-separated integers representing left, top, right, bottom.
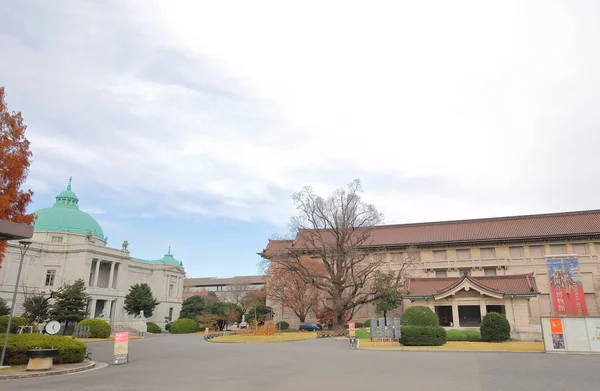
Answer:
259, 210, 600, 340
0, 178, 185, 331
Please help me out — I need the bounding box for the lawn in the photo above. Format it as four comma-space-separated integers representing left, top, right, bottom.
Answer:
359, 340, 544, 352
209, 331, 318, 343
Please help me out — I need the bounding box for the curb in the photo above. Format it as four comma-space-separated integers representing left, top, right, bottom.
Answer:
0, 361, 99, 380
207, 338, 317, 344
358, 348, 543, 353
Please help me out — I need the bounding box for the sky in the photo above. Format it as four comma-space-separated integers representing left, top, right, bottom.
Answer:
1, 0, 599, 278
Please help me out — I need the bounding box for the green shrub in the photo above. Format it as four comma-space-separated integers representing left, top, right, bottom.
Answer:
401, 306, 439, 327
465, 329, 482, 341
0, 316, 37, 334
446, 329, 468, 341
363, 319, 371, 328
0, 334, 86, 365
276, 321, 289, 330
400, 325, 447, 346
146, 322, 162, 333
170, 318, 199, 334
76, 318, 111, 338
481, 312, 511, 342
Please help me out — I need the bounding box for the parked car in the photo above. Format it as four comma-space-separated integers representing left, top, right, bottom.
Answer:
299, 322, 322, 331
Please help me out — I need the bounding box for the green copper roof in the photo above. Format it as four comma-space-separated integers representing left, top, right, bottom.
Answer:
33, 177, 105, 240
133, 247, 183, 267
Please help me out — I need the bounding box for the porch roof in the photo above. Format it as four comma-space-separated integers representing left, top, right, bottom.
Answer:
404, 273, 539, 299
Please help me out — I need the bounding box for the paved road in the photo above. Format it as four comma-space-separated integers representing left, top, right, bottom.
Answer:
4, 335, 600, 390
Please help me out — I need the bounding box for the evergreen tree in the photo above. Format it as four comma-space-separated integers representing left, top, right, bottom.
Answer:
48, 279, 89, 334
124, 283, 160, 317
0, 298, 9, 316
22, 294, 51, 324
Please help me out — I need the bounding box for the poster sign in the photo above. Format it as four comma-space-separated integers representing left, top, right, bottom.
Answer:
549, 318, 565, 350
114, 331, 129, 365
546, 258, 588, 315
348, 322, 355, 337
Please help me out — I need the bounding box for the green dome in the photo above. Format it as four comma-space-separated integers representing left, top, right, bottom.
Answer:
33, 177, 105, 240
132, 247, 183, 267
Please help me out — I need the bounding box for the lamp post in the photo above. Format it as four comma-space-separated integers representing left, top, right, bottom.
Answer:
0, 239, 32, 368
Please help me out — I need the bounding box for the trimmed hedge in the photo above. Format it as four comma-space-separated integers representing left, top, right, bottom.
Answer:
400, 325, 447, 346
147, 322, 162, 333
276, 321, 289, 330
481, 312, 511, 342
0, 316, 38, 334
446, 329, 482, 342
77, 318, 111, 338
1, 334, 86, 365
170, 318, 199, 334
401, 306, 439, 327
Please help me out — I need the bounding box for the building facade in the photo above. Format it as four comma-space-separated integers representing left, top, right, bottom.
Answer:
259, 210, 600, 340
0, 179, 185, 331
183, 275, 264, 302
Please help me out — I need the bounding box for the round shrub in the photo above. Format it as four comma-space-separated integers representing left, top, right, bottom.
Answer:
0, 316, 37, 334
170, 318, 199, 334
276, 321, 289, 330
1, 334, 86, 365
77, 318, 111, 338
147, 322, 162, 333
481, 312, 511, 342
400, 325, 447, 346
401, 306, 439, 326
364, 319, 371, 328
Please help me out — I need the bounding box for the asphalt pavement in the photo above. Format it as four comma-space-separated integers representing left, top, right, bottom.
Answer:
3, 334, 600, 391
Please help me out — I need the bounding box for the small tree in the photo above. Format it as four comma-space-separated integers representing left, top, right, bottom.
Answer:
22, 294, 51, 324
480, 312, 511, 342
180, 296, 211, 319
49, 279, 89, 334
0, 298, 9, 316
124, 283, 160, 317
373, 270, 402, 325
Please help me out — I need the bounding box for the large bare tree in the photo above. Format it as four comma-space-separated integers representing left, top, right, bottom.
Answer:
268, 179, 413, 329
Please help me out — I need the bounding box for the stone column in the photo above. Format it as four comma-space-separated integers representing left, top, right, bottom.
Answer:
108, 262, 115, 289
89, 299, 97, 318
452, 300, 460, 327
93, 260, 101, 287
479, 298, 487, 322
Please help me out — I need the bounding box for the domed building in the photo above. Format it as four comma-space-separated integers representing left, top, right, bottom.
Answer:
0, 178, 185, 331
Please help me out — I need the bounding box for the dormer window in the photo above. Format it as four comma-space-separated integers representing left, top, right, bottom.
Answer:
51, 236, 63, 244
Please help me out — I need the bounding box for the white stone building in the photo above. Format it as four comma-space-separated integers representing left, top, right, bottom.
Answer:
0, 178, 185, 331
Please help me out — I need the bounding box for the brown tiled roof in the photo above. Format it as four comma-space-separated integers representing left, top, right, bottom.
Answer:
184, 275, 264, 287
258, 239, 294, 258
287, 209, 600, 250
404, 273, 539, 298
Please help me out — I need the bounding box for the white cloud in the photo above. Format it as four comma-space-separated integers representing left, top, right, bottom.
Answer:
2, 0, 600, 228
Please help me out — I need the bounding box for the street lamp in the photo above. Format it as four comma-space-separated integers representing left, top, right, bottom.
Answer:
0, 239, 33, 368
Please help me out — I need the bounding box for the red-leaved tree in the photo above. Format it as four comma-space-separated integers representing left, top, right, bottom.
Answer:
0, 87, 34, 267
265, 259, 323, 322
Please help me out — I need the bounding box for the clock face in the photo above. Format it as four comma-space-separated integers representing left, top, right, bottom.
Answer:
45, 321, 61, 335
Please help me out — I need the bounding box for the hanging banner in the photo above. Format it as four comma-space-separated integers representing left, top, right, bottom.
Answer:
562, 258, 588, 316
547, 259, 569, 315
546, 258, 588, 316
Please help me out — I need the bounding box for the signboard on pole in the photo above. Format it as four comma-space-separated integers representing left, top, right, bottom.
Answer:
114, 331, 129, 365
541, 316, 600, 353
348, 322, 355, 337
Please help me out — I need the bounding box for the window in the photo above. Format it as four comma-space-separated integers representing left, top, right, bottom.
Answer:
51, 236, 63, 243
480, 248, 495, 259
596, 243, 600, 254
530, 246, 544, 257
45, 270, 56, 286
484, 268, 497, 276
458, 268, 471, 276
435, 270, 447, 278
572, 243, 588, 255
168, 307, 174, 321
434, 250, 447, 260
456, 249, 471, 259
509, 246, 524, 258
169, 284, 174, 297
550, 244, 566, 255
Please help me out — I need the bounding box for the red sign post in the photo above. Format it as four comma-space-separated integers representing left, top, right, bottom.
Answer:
114, 331, 129, 365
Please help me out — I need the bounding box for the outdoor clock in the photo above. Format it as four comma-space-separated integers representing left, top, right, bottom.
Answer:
45, 320, 61, 335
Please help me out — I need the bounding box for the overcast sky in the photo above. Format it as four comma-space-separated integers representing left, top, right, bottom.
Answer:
1, 0, 599, 277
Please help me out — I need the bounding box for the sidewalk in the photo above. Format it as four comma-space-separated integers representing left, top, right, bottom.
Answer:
0, 361, 102, 380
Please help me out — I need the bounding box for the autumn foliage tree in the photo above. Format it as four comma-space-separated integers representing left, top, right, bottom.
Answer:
0, 87, 35, 267
265, 259, 323, 322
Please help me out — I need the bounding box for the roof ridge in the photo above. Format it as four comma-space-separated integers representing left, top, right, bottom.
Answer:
371, 209, 600, 230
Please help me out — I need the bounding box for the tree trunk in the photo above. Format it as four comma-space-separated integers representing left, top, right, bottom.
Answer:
383, 310, 387, 326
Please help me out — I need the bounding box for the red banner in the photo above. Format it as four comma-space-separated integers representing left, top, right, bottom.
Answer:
547, 259, 569, 314
547, 258, 588, 316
